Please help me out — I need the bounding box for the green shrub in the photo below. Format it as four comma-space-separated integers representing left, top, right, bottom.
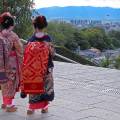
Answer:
114, 56, 120, 69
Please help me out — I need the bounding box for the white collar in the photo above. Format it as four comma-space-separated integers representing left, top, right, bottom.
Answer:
35, 32, 45, 38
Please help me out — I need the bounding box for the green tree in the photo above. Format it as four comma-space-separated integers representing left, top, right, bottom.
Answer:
65, 41, 78, 51
47, 22, 120, 51
108, 30, 120, 48
73, 31, 90, 50
48, 21, 78, 49
0, 0, 34, 39
81, 28, 112, 50
100, 58, 111, 68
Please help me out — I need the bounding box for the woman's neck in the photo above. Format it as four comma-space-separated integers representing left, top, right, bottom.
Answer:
35, 31, 45, 38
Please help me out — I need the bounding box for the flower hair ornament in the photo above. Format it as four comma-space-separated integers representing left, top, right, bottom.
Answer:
0, 12, 15, 24
0, 12, 12, 18
31, 15, 45, 24
38, 16, 44, 23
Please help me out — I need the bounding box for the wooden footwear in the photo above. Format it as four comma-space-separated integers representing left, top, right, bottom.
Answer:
6, 106, 17, 112
1, 104, 6, 109
27, 110, 35, 115
41, 108, 48, 113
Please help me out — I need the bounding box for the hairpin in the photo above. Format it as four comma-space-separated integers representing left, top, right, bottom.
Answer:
39, 16, 44, 23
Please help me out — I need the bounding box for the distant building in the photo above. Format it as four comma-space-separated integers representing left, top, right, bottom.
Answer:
70, 19, 102, 28
50, 18, 120, 31
79, 48, 120, 65
103, 49, 120, 60
79, 48, 101, 59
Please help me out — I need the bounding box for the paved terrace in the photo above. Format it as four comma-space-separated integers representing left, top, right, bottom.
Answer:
0, 61, 120, 120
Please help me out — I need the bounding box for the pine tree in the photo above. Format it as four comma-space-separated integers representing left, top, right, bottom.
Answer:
0, 0, 35, 39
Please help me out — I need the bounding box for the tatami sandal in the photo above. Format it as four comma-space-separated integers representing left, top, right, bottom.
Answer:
6, 105, 17, 112
1, 104, 6, 109
41, 108, 48, 113
27, 110, 35, 115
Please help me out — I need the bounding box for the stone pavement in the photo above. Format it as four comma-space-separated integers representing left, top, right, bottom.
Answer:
0, 61, 120, 120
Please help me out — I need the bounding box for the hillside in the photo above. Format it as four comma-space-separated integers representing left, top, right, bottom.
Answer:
35, 6, 120, 20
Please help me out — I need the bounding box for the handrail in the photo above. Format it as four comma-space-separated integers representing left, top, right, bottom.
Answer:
55, 53, 78, 64
20, 39, 79, 64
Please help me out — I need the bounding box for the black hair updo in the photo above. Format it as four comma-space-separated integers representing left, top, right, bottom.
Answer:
0, 16, 14, 29
33, 16, 48, 30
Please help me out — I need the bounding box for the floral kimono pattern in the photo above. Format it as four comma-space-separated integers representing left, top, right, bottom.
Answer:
0, 31, 23, 100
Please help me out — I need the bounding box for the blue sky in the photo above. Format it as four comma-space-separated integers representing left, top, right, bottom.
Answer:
34, 0, 120, 8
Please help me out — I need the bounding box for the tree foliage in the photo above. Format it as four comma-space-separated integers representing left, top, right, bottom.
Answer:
114, 56, 120, 69
48, 22, 120, 51
0, 0, 34, 39
108, 30, 120, 48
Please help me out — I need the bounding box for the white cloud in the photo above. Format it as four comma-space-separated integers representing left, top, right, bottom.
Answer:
34, 0, 120, 8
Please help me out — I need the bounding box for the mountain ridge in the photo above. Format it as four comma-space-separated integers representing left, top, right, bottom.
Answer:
35, 6, 120, 20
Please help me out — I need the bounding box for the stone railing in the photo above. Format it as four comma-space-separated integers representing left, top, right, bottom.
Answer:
20, 39, 78, 64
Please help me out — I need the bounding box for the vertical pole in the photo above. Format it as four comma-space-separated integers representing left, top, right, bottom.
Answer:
2, 0, 5, 12
2, 0, 7, 12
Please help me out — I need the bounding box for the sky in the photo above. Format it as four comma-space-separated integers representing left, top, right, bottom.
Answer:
34, 0, 120, 9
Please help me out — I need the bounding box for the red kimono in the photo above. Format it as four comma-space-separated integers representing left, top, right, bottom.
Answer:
21, 41, 49, 94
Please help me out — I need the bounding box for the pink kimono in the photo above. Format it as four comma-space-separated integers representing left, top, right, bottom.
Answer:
0, 31, 23, 106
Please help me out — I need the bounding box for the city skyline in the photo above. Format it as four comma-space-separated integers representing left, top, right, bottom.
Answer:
34, 0, 120, 9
